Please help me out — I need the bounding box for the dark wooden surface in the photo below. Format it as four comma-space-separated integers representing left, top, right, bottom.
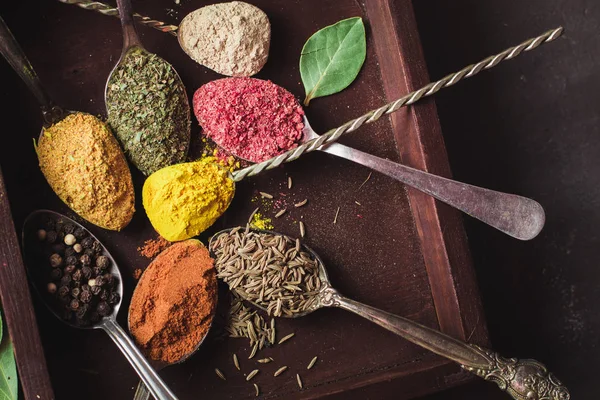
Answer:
0, 0, 487, 399
414, 0, 599, 399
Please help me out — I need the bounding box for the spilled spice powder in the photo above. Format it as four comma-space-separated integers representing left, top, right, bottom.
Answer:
193, 77, 304, 162
138, 236, 171, 259
129, 240, 217, 363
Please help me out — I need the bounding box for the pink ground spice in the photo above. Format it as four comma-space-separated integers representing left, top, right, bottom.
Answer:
193, 77, 305, 162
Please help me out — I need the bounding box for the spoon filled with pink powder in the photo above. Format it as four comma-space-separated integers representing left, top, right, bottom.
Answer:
193, 76, 545, 240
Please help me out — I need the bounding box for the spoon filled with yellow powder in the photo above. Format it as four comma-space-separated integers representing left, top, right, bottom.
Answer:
0, 17, 135, 231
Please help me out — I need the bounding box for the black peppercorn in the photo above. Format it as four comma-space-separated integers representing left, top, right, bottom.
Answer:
92, 267, 103, 277
51, 243, 66, 254
62, 309, 72, 321
96, 301, 111, 317
90, 311, 100, 323
50, 268, 62, 281
99, 289, 109, 301
91, 285, 102, 296
69, 299, 80, 311
72, 269, 83, 281
103, 273, 115, 287
58, 285, 70, 298
50, 253, 63, 268
75, 304, 89, 319
74, 227, 87, 240
79, 254, 91, 266
81, 284, 90, 292
47, 282, 57, 294
64, 247, 76, 258
94, 275, 105, 287
73, 243, 83, 254
81, 237, 94, 249
80, 290, 92, 304
81, 266, 93, 280
108, 292, 120, 305
92, 241, 102, 254
71, 287, 81, 298
63, 224, 75, 234
65, 255, 78, 266
96, 255, 110, 270
46, 230, 58, 244
57, 231, 65, 243
64, 265, 76, 275
60, 274, 72, 286
71, 280, 81, 289
84, 248, 95, 258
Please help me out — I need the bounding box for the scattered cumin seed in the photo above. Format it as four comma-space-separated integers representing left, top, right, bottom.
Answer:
299, 221, 305, 237
297, 373, 303, 389
248, 343, 258, 359
233, 353, 240, 370
248, 207, 260, 224
355, 201, 361, 206
274, 366, 288, 377
257, 358, 272, 364
333, 207, 340, 224
215, 368, 226, 381
254, 383, 260, 397
294, 199, 308, 208
278, 332, 295, 344
275, 208, 287, 218
288, 176, 292, 189
357, 172, 372, 190
246, 369, 259, 381
259, 191, 273, 199
307, 356, 318, 370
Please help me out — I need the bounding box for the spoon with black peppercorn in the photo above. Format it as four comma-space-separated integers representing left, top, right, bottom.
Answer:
210, 227, 570, 400
22, 210, 178, 400
104, 0, 191, 176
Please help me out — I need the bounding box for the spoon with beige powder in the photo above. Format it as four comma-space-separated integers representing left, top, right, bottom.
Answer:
61, 0, 271, 77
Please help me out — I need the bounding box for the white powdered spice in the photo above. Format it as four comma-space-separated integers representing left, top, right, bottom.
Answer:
178, 1, 270, 77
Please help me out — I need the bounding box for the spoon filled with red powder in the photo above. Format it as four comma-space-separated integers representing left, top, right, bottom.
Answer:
193, 77, 545, 240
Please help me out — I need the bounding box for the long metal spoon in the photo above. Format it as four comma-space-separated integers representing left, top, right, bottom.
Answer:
22, 210, 177, 400
210, 227, 570, 400
105, 0, 191, 176
129, 239, 218, 400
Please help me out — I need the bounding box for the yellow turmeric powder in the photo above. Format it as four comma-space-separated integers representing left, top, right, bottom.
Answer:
143, 159, 235, 241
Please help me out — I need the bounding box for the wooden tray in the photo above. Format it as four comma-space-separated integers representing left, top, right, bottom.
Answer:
0, 0, 488, 399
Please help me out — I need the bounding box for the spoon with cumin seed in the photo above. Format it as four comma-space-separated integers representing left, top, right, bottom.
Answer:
22, 210, 177, 400
209, 227, 570, 400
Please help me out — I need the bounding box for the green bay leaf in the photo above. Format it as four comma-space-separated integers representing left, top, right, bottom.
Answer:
300, 17, 366, 106
0, 308, 17, 400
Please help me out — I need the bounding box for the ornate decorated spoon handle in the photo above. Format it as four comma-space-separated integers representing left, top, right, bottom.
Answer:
57, 0, 178, 36
231, 26, 563, 181
323, 289, 570, 400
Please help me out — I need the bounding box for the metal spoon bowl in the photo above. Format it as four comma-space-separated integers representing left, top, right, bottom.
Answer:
22, 210, 177, 400
129, 240, 218, 400
209, 227, 570, 400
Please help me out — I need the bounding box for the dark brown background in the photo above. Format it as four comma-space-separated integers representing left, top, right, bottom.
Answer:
417, 0, 598, 399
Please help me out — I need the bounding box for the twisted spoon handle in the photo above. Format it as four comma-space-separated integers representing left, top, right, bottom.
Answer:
231, 26, 563, 181
324, 290, 570, 400
57, 0, 179, 36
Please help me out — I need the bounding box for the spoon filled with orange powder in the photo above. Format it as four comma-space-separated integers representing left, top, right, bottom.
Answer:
128, 239, 218, 400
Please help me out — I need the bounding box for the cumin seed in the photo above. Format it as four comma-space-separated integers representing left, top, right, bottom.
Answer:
275, 208, 287, 218
274, 366, 288, 377
294, 199, 308, 208
278, 332, 295, 344
215, 368, 226, 381
246, 369, 259, 381
307, 356, 318, 369
259, 191, 273, 199
297, 373, 303, 389
233, 353, 240, 370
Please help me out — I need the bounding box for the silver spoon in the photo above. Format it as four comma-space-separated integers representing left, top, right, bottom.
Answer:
105, 0, 191, 176
129, 239, 218, 400
22, 210, 178, 400
210, 227, 570, 400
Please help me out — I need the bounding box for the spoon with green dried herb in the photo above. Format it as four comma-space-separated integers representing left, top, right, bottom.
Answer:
105, 0, 190, 176
210, 226, 570, 400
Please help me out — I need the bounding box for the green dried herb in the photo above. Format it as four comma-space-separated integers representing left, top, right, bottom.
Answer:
0, 308, 18, 400
300, 17, 366, 106
106, 47, 190, 175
